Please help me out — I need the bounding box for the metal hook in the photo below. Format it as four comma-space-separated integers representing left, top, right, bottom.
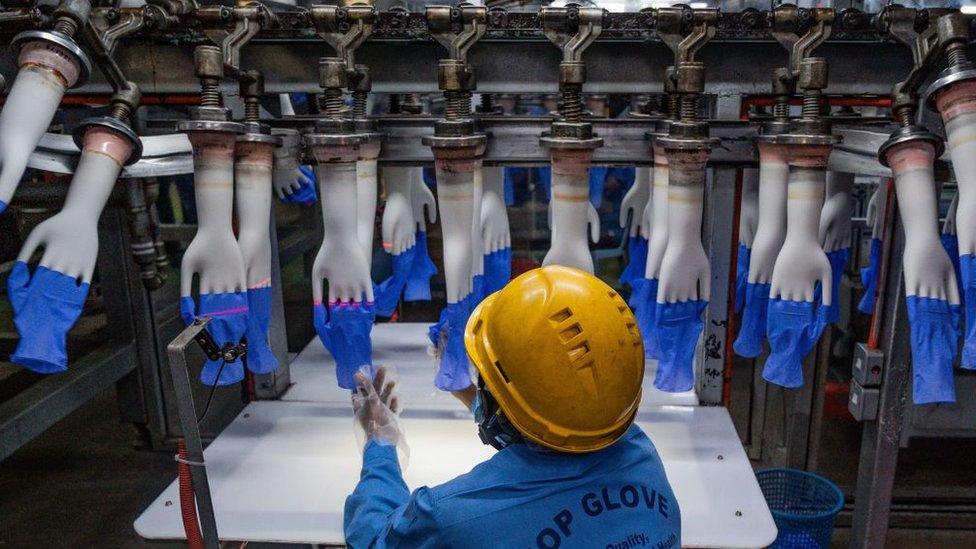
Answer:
100, 9, 144, 55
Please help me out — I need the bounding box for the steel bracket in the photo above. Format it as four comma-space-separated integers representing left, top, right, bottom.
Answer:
539, 5, 605, 63
311, 4, 375, 70
426, 4, 487, 64
881, 6, 940, 105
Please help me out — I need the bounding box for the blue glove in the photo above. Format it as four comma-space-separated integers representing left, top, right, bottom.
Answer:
281, 165, 318, 205
180, 292, 248, 386
244, 286, 279, 374
289, 92, 309, 108
589, 166, 609, 208
762, 298, 831, 388
428, 296, 475, 391
858, 237, 882, 314
629, 277, 661, 360
941, 233, 963, 304
535, 166, 552, 202
0, 200, 7, 214
484, 247, 512, 296
472, 274, 486, 303
503, 167, 523, 206
735, 244, 751, 314
609, 167, 637, 188
961, 254, 976, 370
313, 300, 376, 389
734, 282, 771, 358
826, 247, 850, 324
7, 261, 90, 374
403, 230, 438, 302
374, 245, 418, 317
619, 236, 649, 288
422, 167, 437, 187
906, 296, 960, 404
654, 300, 708, 392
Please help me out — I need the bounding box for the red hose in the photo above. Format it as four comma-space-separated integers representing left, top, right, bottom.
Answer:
178, 439, 206, 549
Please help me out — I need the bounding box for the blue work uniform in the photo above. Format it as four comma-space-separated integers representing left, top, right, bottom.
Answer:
344, 424, 681, 548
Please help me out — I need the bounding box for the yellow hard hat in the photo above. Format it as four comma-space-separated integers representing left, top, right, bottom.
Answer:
464, 265, 645, 453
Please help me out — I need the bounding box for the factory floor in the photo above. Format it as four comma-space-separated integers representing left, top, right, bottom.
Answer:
2, 384, 975, 548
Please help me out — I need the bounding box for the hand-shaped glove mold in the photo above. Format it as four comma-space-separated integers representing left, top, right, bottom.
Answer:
481, 166, 512, 295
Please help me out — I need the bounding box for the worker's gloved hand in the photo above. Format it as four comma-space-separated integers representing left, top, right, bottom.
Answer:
762, 298, 831, 388
403, 230, 437, 302
941, 234, 963, 302
314, 300, 376, 389
620, 235, 649, 288
653, 299, 707, 392
629, 277, 661, 359
281, 166, 317, 205
7, 261, 90, 373
483, 247, 512, 296
374, 246, 418, 318
733, 282, 771, 358
244, 286, 278, 374
961, 255, 976, 370
428, 296, 475, 391
906, 296, 960, 404
180, 292, 248, 386
352, 366, 409, 469
735, 244, 751, 314
826, 248, 850, 324
858, 237, 882, 314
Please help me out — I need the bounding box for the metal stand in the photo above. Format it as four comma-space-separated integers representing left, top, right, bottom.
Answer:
165, 317, 232, 549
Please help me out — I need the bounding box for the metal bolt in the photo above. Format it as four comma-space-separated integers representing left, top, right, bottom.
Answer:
194, 45, 224, 108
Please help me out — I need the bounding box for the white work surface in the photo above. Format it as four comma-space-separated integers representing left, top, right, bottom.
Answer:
135, 324, 776, 548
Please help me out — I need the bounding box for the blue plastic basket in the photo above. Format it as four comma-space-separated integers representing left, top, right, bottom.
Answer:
756, 468, 844, 549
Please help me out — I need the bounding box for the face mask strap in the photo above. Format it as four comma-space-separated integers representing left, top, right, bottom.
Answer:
475, 378, 523, 451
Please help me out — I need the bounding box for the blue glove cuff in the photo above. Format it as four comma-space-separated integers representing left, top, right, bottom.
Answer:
734, 244, 751, 314
733, 282, 771, 358
180, 292, 249, 386
314, 300, 376, 389
629, 277, 661, 360
483, 247, 512, 296
431, 296, 475, 391
8, 261, 91, 374
907, 296, 960, 404
826, 247, 850, 325
653, 300, 707, 393
403, 231, 438, 302
375, 245, 419, 317
858, 238, 882, 314
941, 234, 964, 305
762, 298, 831, 388
620, 236, 649, 288
245, 286, 279, 375
960, 254, 976, 370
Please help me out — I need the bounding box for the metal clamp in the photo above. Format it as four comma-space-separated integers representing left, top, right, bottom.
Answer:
880, 6, 939, 104
99, 8, 145, 55
655, 6, 718, 67
426, 4, 487, 65
311, 4, 375, 70
198, 3, 274, 76
768, 5, 834, 85
539, 5, 604, 64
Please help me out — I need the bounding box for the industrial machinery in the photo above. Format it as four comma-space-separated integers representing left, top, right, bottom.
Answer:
1, 1, 975, 547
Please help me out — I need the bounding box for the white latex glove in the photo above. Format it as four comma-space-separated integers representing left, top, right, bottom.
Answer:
381, 166, 416, 255
770, 165, 831, 304
410, 168, 437, 232
544, 169, 596, 273
748, 142, 790, 285
181, 133, 247, 295
16, 129, 132, 283
313, 161, 374, 303
941, 104, 976, 255
865, 181, 890, 239
657, 156, 710, 303
357, 156, 379, 270
944, 191, 958, 236
481, 166, 511, 253
279, 93, 295, 117
235, 141, 275, 288
437, 168, 475, 302
818, 171, 855, 253
620, 167, 651, 238
0, 45, 80, 209
888, 142, 961, 303
352, 366, 409, 470
272, 129, 307, 199
644, 143, 669, 279
739, 168, 759, 247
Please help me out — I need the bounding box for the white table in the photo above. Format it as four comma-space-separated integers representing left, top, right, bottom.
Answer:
135, 325, 776, 548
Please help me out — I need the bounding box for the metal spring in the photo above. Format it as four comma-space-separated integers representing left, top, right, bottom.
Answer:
244, 98, 260, 122
802, 89, 822, 119
947, 43, 970, 68
54, 17, 78, 36
111, 103, 132, 121
323, 88, 344, 118
200, 81, 220, 107
444, 91, 471, 120
561, 87, 582, 123
460, 92, 472, 118
773, 97, 789, 120
353, 91, 368, 118
680, 94, 698, 122
481, 93, 493, 110
667, 93, 680, 119
894, 105, 915, 128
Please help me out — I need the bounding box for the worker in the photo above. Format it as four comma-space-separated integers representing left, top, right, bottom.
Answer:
344, 265, 681, 548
